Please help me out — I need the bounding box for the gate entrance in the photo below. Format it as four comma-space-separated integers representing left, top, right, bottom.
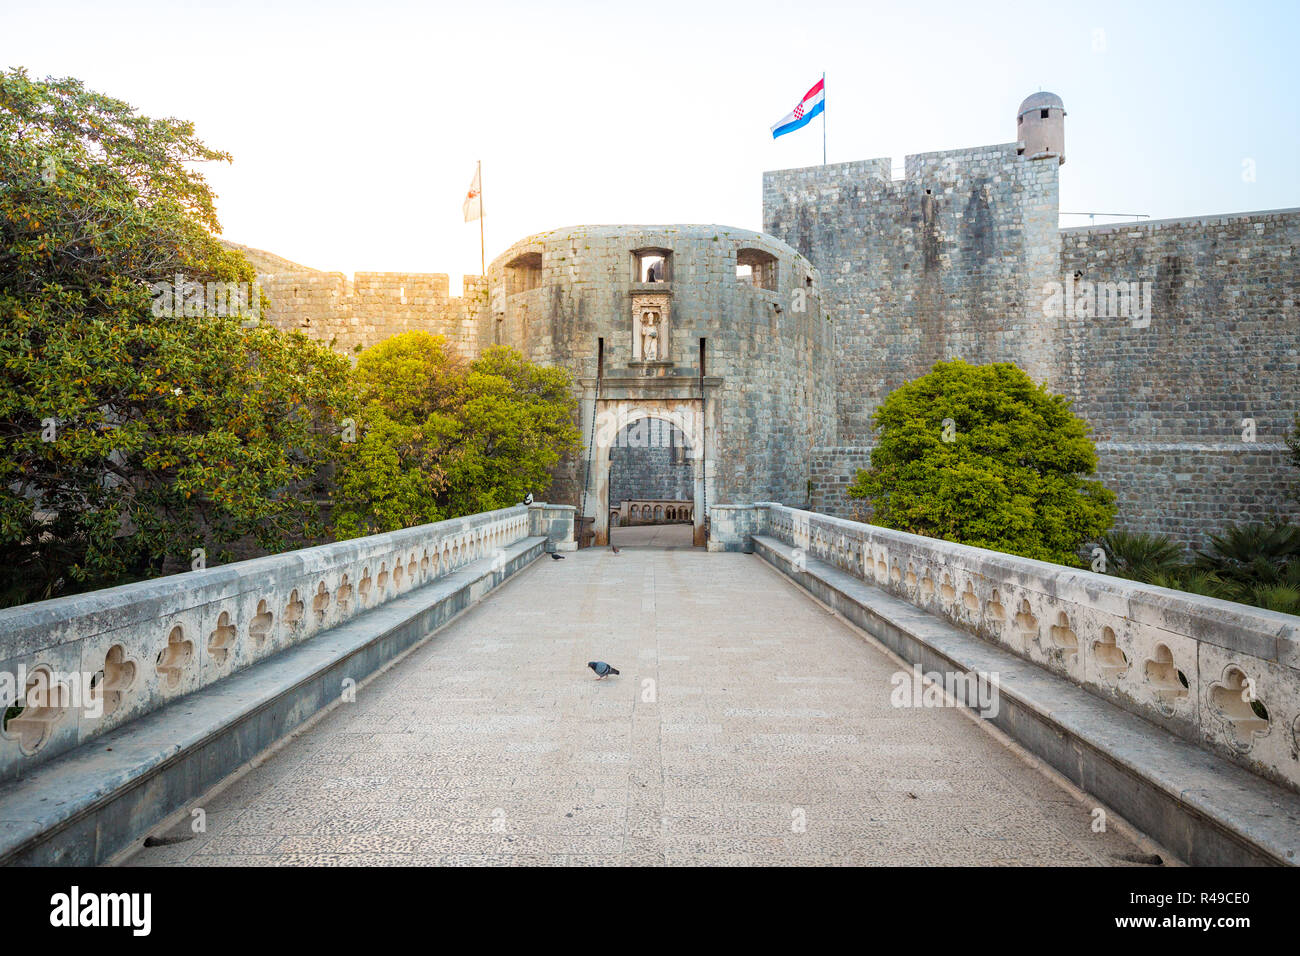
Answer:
580, 394, 717, 548
608, 419, 695, 549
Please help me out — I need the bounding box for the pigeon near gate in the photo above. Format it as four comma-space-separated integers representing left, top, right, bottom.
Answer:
587, 661, 620, 679
524, 492, 534, 505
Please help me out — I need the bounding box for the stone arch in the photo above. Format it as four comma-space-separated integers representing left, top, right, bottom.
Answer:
589, 401, 712, 547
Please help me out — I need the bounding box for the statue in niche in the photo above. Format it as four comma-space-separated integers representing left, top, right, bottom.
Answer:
640, 311, 660, 361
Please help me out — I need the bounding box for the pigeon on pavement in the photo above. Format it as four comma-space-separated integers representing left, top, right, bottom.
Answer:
587, 661, 620, 679
550, 552, 565, 560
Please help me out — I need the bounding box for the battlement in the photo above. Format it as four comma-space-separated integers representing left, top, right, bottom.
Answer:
227, 243, 485, 357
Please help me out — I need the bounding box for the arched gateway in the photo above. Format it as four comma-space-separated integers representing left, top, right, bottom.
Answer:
583, 397, 717, 547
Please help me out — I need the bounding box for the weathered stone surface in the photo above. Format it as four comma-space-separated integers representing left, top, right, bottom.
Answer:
0, 535, 548, 866
751, 533, 1300, 865
0, 506, 538, 780
121, 545, 1160, 867
749, 503, 1300, 794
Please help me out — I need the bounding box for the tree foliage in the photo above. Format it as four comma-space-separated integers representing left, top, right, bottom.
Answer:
0, 69, 355, 605
847, 359, 1116, 566
333, 333, 580, 538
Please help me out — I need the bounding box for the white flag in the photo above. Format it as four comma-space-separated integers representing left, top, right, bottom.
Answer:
463, 165, 482, 222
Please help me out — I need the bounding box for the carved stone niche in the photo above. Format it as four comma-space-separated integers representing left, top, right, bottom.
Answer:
631, 292, 671, 364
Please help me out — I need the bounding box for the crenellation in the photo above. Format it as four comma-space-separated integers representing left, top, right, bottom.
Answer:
244, 257, 483, 358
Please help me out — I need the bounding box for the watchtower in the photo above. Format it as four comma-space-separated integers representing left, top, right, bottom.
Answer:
1017, 91, 1066, 164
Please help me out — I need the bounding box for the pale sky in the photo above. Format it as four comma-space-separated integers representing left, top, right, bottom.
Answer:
4, 0, 1297, 294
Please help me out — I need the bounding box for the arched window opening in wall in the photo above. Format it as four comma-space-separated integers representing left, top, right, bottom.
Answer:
633, 248, 672, 283
506, 252, 542, 295
737, 248, 778, 291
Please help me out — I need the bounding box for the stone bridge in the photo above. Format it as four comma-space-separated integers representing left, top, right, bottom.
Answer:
0, 504, 1297, 866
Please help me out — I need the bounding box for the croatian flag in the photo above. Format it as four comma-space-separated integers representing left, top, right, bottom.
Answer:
771, 78, 825, 139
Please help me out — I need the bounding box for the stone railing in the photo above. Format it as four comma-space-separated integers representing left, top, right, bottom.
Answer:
0, 504, 564, 781
716, 502, 1300, 793
612, 499, 694, 526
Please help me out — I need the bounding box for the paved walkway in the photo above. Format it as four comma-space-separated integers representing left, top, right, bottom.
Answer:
609, 523, 695, 549
125, 547, 1158, 866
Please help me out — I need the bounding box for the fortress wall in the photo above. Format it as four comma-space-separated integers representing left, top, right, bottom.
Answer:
767, 152, 1300, 548
808, 442, 1299, 551
231, 183, 1299, 550
257, 271, 354, 345
808, 446, 874, 517
763, 146, 1061, 445
1060, 210, 1300, 545
1092, 442, 1295, 547
254, 267, 482, 358
1059, 210, 1300, 442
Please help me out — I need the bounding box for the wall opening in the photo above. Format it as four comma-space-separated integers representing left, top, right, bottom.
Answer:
608, 418, 695, 544
736, 248, 778, 290
506, 252, 542, 295
633, 248, 672, 283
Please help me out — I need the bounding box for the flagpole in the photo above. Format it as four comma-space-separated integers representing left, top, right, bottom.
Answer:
822, 72, 826, 166
477, 159, 485, 281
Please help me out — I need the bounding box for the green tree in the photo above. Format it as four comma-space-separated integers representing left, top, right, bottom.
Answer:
847, 359, 1116, 566
332, 332, 463, 537
444, 346, 582, 516
333, 333, 580, 537
0, 70, 355, 605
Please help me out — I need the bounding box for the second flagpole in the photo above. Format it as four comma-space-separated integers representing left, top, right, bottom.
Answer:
477, 159, 486, 281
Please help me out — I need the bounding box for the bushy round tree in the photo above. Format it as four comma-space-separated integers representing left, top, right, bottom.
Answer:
333, 332, 579, 537
847, 359, 1115, 566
